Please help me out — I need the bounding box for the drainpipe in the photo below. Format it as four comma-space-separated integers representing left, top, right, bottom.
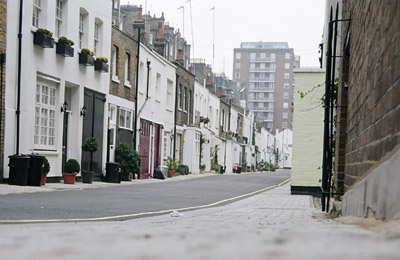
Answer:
133, 19, 143, 151
0, 53, 5, 155
137, 60, 150, 117
173, 74, 179, 160
16, 0, 24, 155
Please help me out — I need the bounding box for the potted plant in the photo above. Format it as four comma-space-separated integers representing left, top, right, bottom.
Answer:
165, 157, 178, 178
56, 36, 74, 57
79, 48, 95, 66
42, 157, 50, 185
227, 130, 233, 139
34, 28, 54, 48
63, 159, 80, 184
94, 56, 109, 73
115, 142, 141, 181
81, 137, 99, 183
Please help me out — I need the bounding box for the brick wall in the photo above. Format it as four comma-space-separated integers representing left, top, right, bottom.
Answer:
337, 0, 400, 192
110, 27, 136, 102
0, 0, 6, 181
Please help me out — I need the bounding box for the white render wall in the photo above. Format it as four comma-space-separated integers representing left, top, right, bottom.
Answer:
276, 128, 293, 169
291, 68, 325, 187
4, 0, 112, 177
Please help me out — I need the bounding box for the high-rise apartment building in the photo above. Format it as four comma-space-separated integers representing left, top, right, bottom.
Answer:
233, 42, 299, 132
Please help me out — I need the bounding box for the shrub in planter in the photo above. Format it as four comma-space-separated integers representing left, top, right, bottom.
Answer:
81, 137, 99, 183
56, 36, 74, 57
79, 48, 95, 66
42, 157, 50, 185
165, 157, 178, 177
34, 28, 54, 48
63, 159, 80, 184
115, 142, 140, 181
94, 56, 109, 73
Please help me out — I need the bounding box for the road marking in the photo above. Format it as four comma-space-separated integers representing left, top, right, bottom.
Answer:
0, 178, 291, 224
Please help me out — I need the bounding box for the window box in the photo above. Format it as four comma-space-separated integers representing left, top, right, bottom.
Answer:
56, 43, 74, 57
79, 53, 94, 66
33, 29, 54, 48
94, 60, 109, 73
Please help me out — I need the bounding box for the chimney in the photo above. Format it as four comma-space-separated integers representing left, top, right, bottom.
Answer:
157, 21, 163, 37
138, 5, 143, 20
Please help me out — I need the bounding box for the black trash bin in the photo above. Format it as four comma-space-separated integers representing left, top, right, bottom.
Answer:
105, 162, 120, 183
237, 166, 242, 174
8, 154, 31, 186
27, 154, 45, 186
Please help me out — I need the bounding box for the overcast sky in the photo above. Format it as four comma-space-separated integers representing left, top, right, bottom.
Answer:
121, 0, 326, 77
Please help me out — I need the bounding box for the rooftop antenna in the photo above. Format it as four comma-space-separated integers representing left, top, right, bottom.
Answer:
187, 0, 195, 74
177, 5, 185, 38
210, 7, 215, 71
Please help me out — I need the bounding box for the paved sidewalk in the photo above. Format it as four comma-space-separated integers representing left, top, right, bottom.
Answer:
1, 183, 399, 259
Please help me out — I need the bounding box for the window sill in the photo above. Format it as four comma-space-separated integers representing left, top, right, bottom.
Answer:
124, 81, 132, 88
112, 76, 120, 84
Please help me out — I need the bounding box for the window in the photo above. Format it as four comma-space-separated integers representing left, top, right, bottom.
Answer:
35, 80, 57, 149
250, 63, 255, 69
260, 53, 266, 59
282, 122, 288, 128
283, 93, 289, 99
250, 53, 256, 60
124, 53, 131, 86
235, 73, 240, 79
283, 102, 289, 109
112, 45, 119, 80
285, 63, 290, 69
119, 108, 132, 129
94, 22, 99, 54
178, 84, 182, 110
284, 83, 289, 89
235, 52, 241, 59
260, 63, 265, 69
235, 62, 241, 69
270, 53, 276, 61
284, 73, 290, 79
155, 73, 161, 99
32, 0, 41, 28
55, 0, 63, 38
283, 112, 288, 119
79, 9, 87, 49
195, 133, 200, 155
167, 79, 173, 110
285, 53, 291, 59
184, 87, 188, 112
260, 73, 265, 79
113, 0, 119, 9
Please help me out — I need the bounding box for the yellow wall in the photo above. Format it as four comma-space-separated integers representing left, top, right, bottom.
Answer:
292, 69, 325, 187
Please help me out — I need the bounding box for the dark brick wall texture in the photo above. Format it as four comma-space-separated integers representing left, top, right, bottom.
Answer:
336, 0, 400, 193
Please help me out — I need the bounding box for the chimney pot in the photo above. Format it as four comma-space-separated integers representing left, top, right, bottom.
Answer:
158, 21, 163, 38
138, 5, 143, 20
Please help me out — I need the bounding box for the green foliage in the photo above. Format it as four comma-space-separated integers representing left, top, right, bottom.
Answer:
64, 159, 80, 174
164, 157, 178, 170
241, 158, 247, 169
213, 144, 219, 166
43, 157, 50, 174
115, 142, 140, 175
58, 36, 74, 46
82, 137, 99, 153
96, 56, 108, 63
81, 48, 95, 56
36, 28, 53, 37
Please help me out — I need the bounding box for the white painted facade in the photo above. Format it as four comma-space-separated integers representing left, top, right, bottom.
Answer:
4, 0, 112, 177
276, 128, 293, 169
137, 45, 176, 173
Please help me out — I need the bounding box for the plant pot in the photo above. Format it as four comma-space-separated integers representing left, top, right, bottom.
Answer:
63, 173, 76, 184
56, 43, 74, 57
33, 32, 54, 48
79, 53, 94, 66
94, 60, 109, 72
121, 171, 132, 181
82, 171, 94, 184
167, 170, 175, 178
41, 173, 48, 185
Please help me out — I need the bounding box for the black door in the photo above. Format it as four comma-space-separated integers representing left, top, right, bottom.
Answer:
82, 89, 105, 175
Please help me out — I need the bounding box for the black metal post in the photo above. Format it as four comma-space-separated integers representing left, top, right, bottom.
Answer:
322, 8, 333, 212
146, 60, 150, 99
173, 74, 179, 160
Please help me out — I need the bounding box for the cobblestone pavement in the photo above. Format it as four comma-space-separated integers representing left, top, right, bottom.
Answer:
1, 182, 400, 260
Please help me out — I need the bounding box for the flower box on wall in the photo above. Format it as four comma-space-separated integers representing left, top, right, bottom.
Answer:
79, 53, 94, 66
33, 29, 54, 48
56, 43, 74, 57
94, 59, 109, 73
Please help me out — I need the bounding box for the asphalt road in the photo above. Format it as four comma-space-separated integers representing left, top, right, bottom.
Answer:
0, 170, 290, 223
